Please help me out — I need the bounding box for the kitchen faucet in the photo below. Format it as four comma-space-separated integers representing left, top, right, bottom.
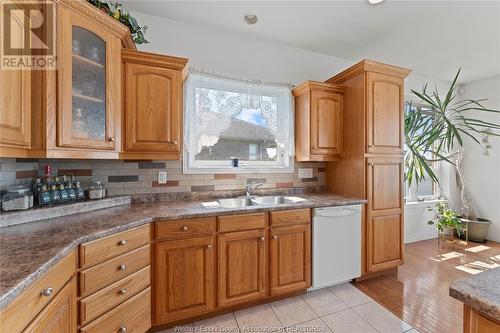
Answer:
245, 182, 264, 197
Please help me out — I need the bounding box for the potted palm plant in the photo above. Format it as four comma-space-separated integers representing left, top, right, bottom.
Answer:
404, 69, 500, 240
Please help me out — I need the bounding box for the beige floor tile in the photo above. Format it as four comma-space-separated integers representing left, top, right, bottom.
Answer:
352, 301, 413, 333
192, 313, 239, 333
270, 296, 318, 326
329, 283, 372, 307
322, 308, 377, 333
285, 318, 332, 333
235, 304, 283, 333
302, 289, 349, 316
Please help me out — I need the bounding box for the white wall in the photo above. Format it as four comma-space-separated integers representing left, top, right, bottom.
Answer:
132, 12, 446, 92
460, 75, 500, 242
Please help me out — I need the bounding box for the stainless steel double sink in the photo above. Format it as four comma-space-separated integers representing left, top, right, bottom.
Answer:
208, 195, 306, 208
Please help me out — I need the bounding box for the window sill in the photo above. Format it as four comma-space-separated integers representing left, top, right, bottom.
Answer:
182, 163, 295, 175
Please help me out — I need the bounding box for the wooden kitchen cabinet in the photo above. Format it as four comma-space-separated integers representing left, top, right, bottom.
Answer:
0, 1, 31, 157
23, 278, 77, 333
463, 304, 500, 333
270, 224, 311, 296
1, 0, 133, 159
218, 229, 267, 308
0, 68, 31, 156
155, 236, 216, 324
366, 72, 405, 154
325, 60, 410, 276
57, 1, 121, 152
293, 81, 345, 161
121, 50, 188, 160
366, 156, 404, 272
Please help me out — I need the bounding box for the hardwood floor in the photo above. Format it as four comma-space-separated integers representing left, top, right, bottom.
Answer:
354, 238, 500, 333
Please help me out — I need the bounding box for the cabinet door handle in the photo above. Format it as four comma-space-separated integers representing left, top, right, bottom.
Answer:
118, 239, 128, 246
207, 244, 212, 250
172, 140, 178, 145
313, 146, 318, 149
41, 287, 53, 297
118, 264, 127, 271
119, 326, 127, 333
259, 236, 265, 241
181, 226, 188, 231
119, 288, 127, 295
369, 145, 374, 148
108, 137, 116, 142
272, 235, 278, 240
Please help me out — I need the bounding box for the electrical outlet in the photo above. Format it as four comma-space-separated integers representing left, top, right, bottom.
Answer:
158, 170, 167, 184
298, 168, 313, 179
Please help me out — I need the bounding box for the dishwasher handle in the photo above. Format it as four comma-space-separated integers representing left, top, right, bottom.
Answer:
314, 206, 361, 218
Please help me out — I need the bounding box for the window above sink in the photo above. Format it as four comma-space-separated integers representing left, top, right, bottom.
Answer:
183, 69, 295, 174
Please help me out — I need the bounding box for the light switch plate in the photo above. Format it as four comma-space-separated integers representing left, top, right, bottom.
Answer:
298, 168, 313, 179
158, 170, 167, 184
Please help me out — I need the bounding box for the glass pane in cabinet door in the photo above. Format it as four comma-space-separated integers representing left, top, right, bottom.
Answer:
71, 27, 106, 141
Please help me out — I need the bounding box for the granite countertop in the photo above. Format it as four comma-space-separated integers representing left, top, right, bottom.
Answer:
0, 193, 365, 310
449, 267, 500, 321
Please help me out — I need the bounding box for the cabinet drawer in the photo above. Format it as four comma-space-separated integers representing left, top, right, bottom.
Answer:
0, 251, 76, 333
79, 225, 151, 268
218, 213, 267, 232
270, 209, 310, 226
80, 287, 151, 333
156, 217, 216, 240
80, 266, 150, 325
79, 244, 150, 297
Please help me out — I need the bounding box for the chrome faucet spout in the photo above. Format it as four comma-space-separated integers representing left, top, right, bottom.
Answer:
245, 182, 264, 197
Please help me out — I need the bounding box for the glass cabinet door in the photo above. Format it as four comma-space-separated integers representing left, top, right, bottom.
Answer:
71, 27, 106, 142
58, 7, 120, 151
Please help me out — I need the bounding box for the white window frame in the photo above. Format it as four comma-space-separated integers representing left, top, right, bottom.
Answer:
183, 71, 294, 174
404, 99, 442, 201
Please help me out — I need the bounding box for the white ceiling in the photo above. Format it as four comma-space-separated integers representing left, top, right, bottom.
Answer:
122, 0, 500, 83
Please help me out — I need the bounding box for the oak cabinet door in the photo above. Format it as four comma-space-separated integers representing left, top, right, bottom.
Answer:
366, 157, 404, 272
124, 62, 181, 154
310, 90, 343, 156
0, 5, 31, 154
155, 236, 215, 325
270, 225, 311, 296
57, 5, 120, 151
366, 72, 404, 154
23, 279, 77, 333
218, 229, 267, 307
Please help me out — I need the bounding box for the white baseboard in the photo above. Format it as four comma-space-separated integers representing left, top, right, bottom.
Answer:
487, 232, 500, 243
405, 232, 438, 244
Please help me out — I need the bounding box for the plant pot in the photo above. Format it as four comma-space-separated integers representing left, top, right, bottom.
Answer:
459, 217, 492, 243
442, 226, 455, 238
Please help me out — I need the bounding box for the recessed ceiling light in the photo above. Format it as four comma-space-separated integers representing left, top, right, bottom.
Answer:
244, 14, 258, 25
368, 0, 385, 4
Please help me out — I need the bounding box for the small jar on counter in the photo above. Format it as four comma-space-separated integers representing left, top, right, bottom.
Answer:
1, 185, 34, 211
87, 178, 104, 200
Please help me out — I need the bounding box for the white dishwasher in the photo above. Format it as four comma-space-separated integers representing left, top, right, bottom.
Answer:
310, 205, 362, 290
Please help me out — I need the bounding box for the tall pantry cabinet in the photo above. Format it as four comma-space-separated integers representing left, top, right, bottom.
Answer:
325, 60, 411, 275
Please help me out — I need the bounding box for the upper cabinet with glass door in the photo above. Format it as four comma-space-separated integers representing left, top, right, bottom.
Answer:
56, 2, 122, 154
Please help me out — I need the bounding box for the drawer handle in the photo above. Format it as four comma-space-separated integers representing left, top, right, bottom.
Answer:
118, 239, 128, 246
172, 140, 178, 145
41, 287, 53, 297
207, 244, 212, 250
272, 235, 278, 240
181, 226, 188, 231
118, 264, 127, 271
108, 137, 116, 143
119, 326, 127, 333
259, 236, 265, 241
119, 288, 127, 295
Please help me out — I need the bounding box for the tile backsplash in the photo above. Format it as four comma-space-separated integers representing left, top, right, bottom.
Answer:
0, 158, 326, 196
